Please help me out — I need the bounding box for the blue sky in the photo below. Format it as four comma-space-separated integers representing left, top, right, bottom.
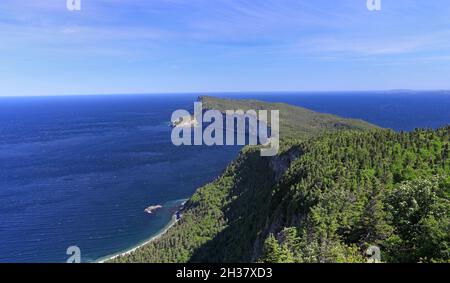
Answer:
1, 0, 450, 96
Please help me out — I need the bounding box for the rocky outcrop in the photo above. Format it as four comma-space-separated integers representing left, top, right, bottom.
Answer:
145, 205, 162, 214
171, 116, 199, 128
269, 147, 302, 182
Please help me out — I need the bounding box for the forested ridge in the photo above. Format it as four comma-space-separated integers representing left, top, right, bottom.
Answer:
261, 128, 449, 263
109, 98, 448, 263
112, 126, 449, 263
200, 95, 378, 139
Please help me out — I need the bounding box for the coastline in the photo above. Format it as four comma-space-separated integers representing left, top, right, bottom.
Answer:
96, 199, 187, 263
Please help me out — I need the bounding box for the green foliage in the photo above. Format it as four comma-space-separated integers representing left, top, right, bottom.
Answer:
110, 107, 449, 263
384, 176, 450, 262
260, 234, 294, 263
263, 127, 449, 263
200, 95, 379, 139
111, 147, 276, 263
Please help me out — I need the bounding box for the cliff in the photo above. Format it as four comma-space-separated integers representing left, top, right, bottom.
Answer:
110, 97, 449, 263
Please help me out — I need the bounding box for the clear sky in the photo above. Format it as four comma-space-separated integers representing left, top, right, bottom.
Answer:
1, 0, 450, 96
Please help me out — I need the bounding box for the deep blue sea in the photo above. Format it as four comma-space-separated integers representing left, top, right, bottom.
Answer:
0, 92, 449, 262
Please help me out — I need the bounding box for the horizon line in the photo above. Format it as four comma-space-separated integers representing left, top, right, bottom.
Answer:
1, 89, 450, 98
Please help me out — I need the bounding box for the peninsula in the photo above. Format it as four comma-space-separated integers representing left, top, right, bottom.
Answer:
110, 97, 449, 263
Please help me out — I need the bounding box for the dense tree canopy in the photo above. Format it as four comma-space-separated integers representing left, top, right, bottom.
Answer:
111, 126, 449, 263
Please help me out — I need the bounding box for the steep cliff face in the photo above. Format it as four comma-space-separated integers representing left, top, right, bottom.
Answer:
109, 143, 306, 263
246, 148, 303, 260
110, 97, 449, 263
110, 146, 281, 263
270, 147, 302, 182
111, 127, 450, 263
109, 97, 381, 263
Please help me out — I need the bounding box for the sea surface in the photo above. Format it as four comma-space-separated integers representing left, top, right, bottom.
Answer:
0, 92, 449, 262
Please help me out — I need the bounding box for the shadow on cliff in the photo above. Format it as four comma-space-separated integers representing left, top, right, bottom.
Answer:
187, 146, 302, 263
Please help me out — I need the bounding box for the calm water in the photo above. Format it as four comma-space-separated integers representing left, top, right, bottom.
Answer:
0, 92, 449, 262
0, 94, 240, 262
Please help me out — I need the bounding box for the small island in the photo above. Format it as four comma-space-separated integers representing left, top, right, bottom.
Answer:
144, 205, 162, 214
171, 115, 198, 128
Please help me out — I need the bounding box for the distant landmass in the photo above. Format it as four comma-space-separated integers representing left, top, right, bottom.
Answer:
110, 97, 449, 263
200, 95, 378, 139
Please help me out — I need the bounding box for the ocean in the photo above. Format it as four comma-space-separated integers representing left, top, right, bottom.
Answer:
0, 92, 449, 262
